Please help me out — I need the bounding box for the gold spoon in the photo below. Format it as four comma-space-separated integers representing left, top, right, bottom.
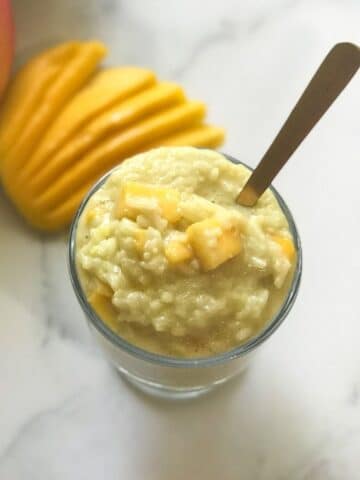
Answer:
237, 42, 360, 207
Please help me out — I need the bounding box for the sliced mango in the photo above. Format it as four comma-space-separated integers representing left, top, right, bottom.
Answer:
165, 237, 193, 265
148, 124, 225, 150
15, 176, 100, 231
4, 41, 107, 177
0, 38, 226, 233
116, 182, 181, 223
25, 82, 185, 192
187, 217, 242, 271
85, 81, 185, 141
272, 234, 295, 261
24, 67, 156, 178
31, 101, 205, 213
0, 42, 80, 170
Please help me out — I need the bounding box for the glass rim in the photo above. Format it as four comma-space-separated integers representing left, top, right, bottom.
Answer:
68, 150, 302, 369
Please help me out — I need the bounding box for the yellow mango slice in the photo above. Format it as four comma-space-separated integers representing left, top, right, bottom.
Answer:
0, 42, 80, 170
0, 39, 227, 233
4, 41, 107, 177
32, 101, 205, 214
49, 177, 111, 230
88, 291, 118, 331
11, 175, 98, 231
165, 237, 193, 265
85, 81, 185, 141
0, 42, 79, 145
25, 67, 156, 176
187, 217, 242, 271
24, 82, 185, 192
272, 234, 295, 261
116, 181, 181, 223
148, 124, 225, 149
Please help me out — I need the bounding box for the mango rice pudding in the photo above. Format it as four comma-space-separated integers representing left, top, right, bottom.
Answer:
75, 147, 296, 358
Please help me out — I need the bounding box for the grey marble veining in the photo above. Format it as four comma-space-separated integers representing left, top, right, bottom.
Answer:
1, 0, 360, 478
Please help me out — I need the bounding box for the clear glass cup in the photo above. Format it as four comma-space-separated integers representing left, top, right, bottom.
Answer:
68, 153, 302, 399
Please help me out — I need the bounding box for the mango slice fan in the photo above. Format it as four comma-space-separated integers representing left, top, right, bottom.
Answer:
0, 40, 225, 231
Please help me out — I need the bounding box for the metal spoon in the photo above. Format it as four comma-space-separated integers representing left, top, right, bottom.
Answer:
236, 42, 360, 207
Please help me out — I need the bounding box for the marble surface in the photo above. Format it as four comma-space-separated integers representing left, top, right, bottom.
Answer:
1, 0, 360, 478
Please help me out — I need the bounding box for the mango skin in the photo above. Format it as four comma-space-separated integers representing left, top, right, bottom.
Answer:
0, 0, 14, 99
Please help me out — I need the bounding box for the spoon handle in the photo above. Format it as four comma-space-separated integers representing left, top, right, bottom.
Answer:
237, 42, 360, 206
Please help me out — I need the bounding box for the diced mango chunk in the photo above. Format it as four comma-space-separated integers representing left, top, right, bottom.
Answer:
186, 217, 242, 271
165, 237, 193, 265
86, 208, 96, 224
134, 228, 147, 253
88, 291, 118, 331
272, 235, 295, 261
95, 280, 113, 298
116, 182, 180, 223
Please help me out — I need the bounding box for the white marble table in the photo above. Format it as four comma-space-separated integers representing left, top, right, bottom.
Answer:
1, 0, 360, 478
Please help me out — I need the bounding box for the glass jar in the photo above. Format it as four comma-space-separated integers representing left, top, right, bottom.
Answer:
68, 153, 302, 399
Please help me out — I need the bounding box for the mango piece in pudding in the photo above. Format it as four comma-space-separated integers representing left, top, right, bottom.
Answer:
89, 291, 118, 332
165, 235, 193, 265
116, 181, 181, 223
271, 234, 295, 261
187, 217, 242, 271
